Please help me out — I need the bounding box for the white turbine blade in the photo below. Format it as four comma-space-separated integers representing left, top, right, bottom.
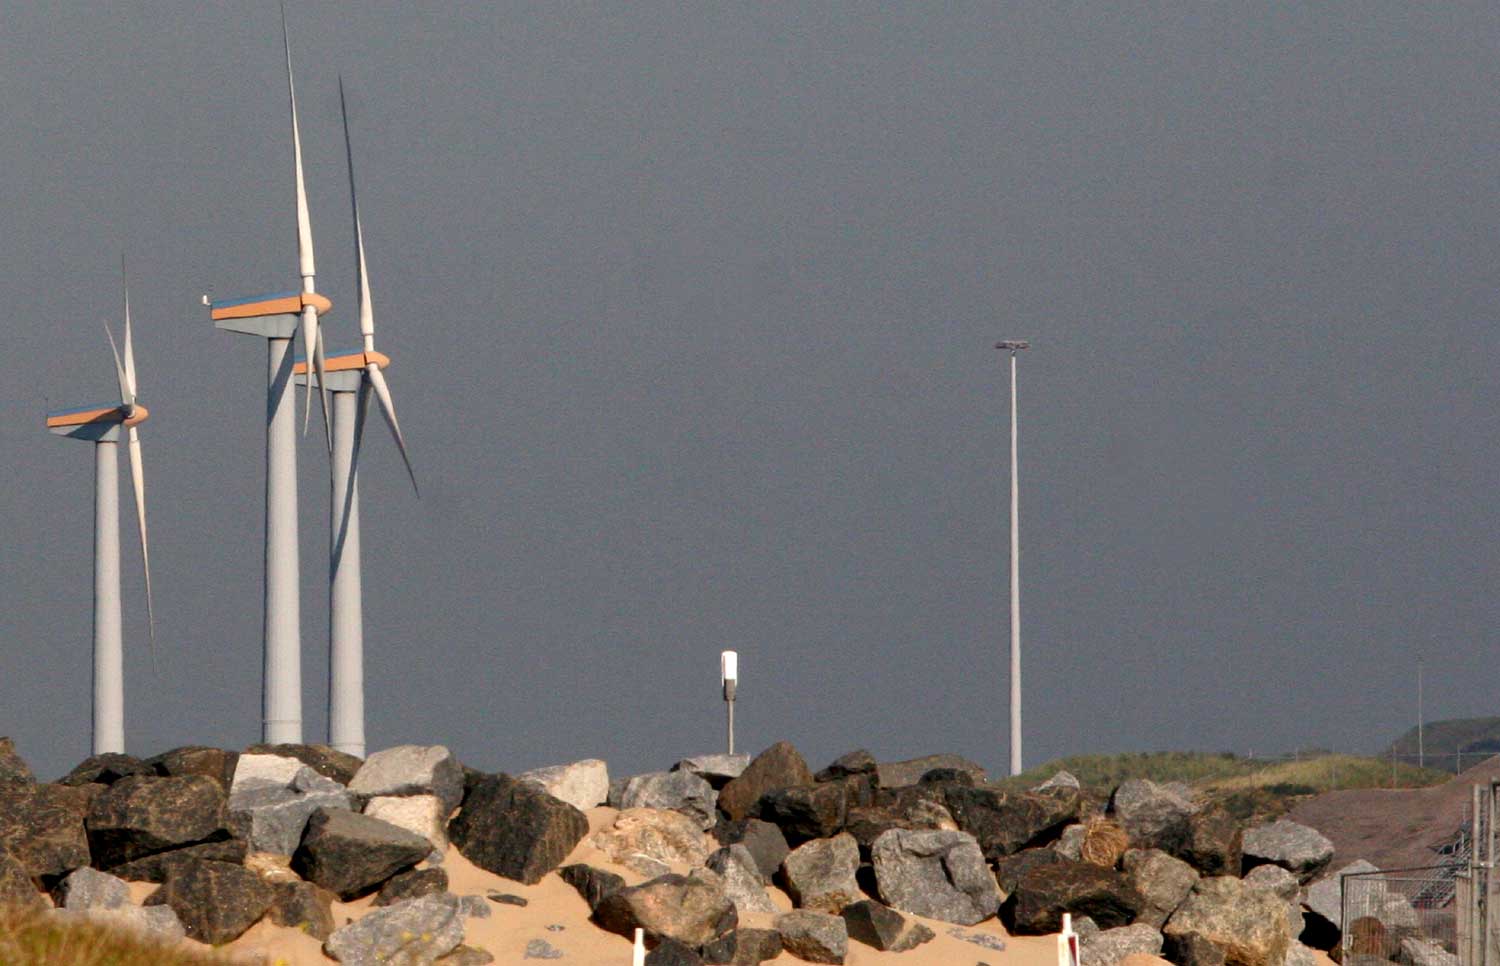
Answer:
314, 326, 332, 452
339, 78, 376, 348
300, 311, 317, 433
103, 322, 133, 408
366, 365, 418, 496
127, 425, 157, 665
122, 277, 137, 399
283, 3, 315, 281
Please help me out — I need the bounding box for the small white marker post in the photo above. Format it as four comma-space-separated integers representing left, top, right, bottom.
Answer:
1058, 912, 1079, 966
632, 927, 646, 966
721, 650, 738, 756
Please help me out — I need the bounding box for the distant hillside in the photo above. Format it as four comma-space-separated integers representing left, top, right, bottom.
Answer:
1385, 716, 1500, 773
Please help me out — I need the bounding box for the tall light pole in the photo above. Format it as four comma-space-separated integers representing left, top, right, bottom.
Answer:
997, 340, 1030, 776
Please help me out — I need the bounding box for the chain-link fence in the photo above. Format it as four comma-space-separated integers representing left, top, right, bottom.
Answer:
1343, 867, 1461, 966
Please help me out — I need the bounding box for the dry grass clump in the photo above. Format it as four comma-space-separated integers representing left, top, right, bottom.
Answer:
0, 903, 226, 966
1078, 816, 1129, 868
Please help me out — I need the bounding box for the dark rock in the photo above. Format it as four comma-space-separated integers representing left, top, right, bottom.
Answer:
559, 863, 627, 910
1007, 860, 1144, 934
374, 866, 449, 906
523, 938, 565, 959
348, 744, 464, 816
844, 798, 958, 857
58, 754, 154, 787
621, 771, 718, 830
717, 742, 814, 821
870, 828, 1000, 925
779, 832, 861, 913
703, 927, 783, 965
145, 746, 239, 791
86, 775, 230, 868
0, 848, 43, 908
607, 775, 629, 808
943, 784, 1082, 859
0, 782, 91, 879
754, 781, 854, 846
995, 847, 1066, 893
816, 750, 878, 783
876, 754, 987, 789
1164, 930, 1229, 966
646, 937, 706, 965
106, 836, 248, 883
268, 879, 336, 940
1111, 780, 1194, 854
0, 738, 34, 784
841, 898, 936, 951
488, 891, 528, 906
449, 773, 589, 885
713, 818, 789, 881
246, 743, 362, 785
922, 767, 975, 786
291, 806, 432, 900
1175, 806, 1242, 877
323, 894, 465, 963
1162, 875, 1292, 966
145, 858, 273, 944
776, 909, 848, 964
1241, 821, 1334, 884
592, 871, 738, 947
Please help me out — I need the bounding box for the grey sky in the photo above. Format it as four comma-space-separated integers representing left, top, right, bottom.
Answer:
2, 3, 1497, 780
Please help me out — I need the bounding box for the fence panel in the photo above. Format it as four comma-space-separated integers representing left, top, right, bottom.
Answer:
1343, 867, 1461, 966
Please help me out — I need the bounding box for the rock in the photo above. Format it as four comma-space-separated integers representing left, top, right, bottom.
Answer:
755, 781, 861, 846
594, 807, 714, 871
621, 771, 718, 831
674, 754, 752, 788
646, 937, 707, 965
524, 938, 565, 959
996, 847, 1067, 893
841, 898, 936, 951
816, 750, 879, 783
707, 844, 777, 916
1286, 942, 1320, 966
105, 836, 248, 883
844, 798, 958, 856
870, 828, 1001, 925
0, 782, 91, 879
489, 892, 528, 906
54, 866, 130, 909
718, 742, 814, 821
86, 774, 231, 868
1056, 823, 1088, 860
592, 871, 738, 947
703, 927, 784, 965
779, 833, 861, 913
1009, 861, 1145, 934
1035, 771, 1082, 793
776, 909, 848, 964
231, 753, 309, 793
364, 794, 448, 857
439, 945, 496, 964
0, 849, 43, 908
1111, 780, 1195, 854
374, 866, 448, 906
55, 904, 187, 943
608, 775, 630, 809
1242, 864, 1301, 936
559, 863, 626, 910
876, 754, 987, 789
0, 738, 35, 784
1162, 876, 1292, 966
1082, 923, 1165, 966
943, 784, 1083, 859
268, 879, 336, 940
454, 893, 491, 919
1304, 859, 1380, 931
1123, 849, 1199, 929
230, 763, 353, 856
324, 893, 465, 964
58, 753, 154, 787
291, 806, 432, 900
145, 858, 274, 944
246, 743, 363, 785
1163, 930, 1228, 966
518, 758, 610, 811
713, 818, 790, 882
1241, 821, 1333, 883
450, 774, 589, 885
348, 744, 464, 816
1401, 936, 1459, 966
1176, 807, 1242, 877
145, 746, 239, 791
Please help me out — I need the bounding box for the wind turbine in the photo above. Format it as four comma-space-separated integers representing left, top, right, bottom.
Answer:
46, 278, 155, 755
204, 9, 332, 744
292, 79, 417, 758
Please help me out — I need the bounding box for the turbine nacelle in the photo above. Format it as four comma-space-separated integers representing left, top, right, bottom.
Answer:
45, 403, 151, 441
208, 291, 333, 339
291, 349, 391, 392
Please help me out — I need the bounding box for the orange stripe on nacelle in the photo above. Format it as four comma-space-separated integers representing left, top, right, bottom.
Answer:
293, 350, 390, 376
210, 292, 332, 321
46, 405, 145, 429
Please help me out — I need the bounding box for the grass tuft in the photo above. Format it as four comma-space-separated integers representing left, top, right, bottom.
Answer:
0, 904, 227, 966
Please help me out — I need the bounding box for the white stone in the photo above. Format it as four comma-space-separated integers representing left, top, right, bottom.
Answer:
230, 753, 307, 794
517, 759, 610, 812
364, 794, 448, 856
349, 745, 464, 815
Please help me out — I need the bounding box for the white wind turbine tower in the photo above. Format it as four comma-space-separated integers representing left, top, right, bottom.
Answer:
46, 277, 155, 755
292, 79, 418, 758
205, 9, 332, 745
996, 339, 1029, 776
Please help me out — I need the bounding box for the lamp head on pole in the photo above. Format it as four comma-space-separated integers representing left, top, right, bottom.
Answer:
721, 650, 738, 701
995, 340, 1031, 354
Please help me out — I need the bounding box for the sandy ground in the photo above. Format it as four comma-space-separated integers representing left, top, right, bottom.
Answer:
192, 806, 1056, 965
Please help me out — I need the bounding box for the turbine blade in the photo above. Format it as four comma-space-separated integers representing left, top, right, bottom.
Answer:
127, 425, 157, 668
103, 322, 132, 407
339, 78, 376, 347
283, 2, 315, 281
314, 326, 332, 452
121, 273, 137, 398
366, 365, 417, 496
300, 311, 317, 434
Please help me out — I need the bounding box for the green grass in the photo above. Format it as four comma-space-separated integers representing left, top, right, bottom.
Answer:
0, 904, 228, 966
997, 751, 1264, 792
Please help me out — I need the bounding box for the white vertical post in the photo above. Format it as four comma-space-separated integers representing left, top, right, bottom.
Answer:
93, 439, 124, 755
1009, 350, 1022, 777
329, 390, 364, 757
264, 336, 302, 744
632, 927, 646, 966
721, 650, 738, 756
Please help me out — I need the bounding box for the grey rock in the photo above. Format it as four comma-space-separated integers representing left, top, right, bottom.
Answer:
55, 866, 130, 910
1056, 824, 1087, 860
621, 771, 718, 831
1123, 848, 1199, 929
870, 827, 1000, 925
364, 794, 448, 857
145, 858, 274, 945
1162, 876, 1292, 966
713, 818, 790, 882
324, 894, 465, 964
439, 946, 496, 965
245, 743, 363, 785
559, 863, 627, 910
946, 925, 1008, 950
1242, 863, 1299, 900
840, 898, 936, 951
1081, 923, 1164, 966
876, 754, 987, 789
1074, 916, 1102, 941
524, 938, 564, 958
779, 833, 861, 914
348, 744, 465, 816
54, 904, 187, 943
1287, 941, 1321, 966
776, 910, 848, 964
592, 871, 738, 947
291, 806, 432, 900
1035, 771, 1082, 793
675, 754, 752, 787
230, 764, 352, 855
268, 879, 336, 940
1241, 820, 1334, 883
706, 844, 777, 916
1304, 859, 1380, 930
1401, 936, 1459, 966
702, 927, 783, 965
451, 893, 490, 919
518, 758, 610, 812
1111, 780, 1195, 854
373, 866, 448, 906
608, 776, 630, 809
450, 774, 589, 885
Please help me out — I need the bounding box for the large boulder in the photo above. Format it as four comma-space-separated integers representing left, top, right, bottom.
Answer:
875, 754, 986, 789
449, 774, 589, 885
707, 844, 777, 917
675, 754, 752, 788
348, 744, 464, 816
145, 858, 274, 944
1241, 821, 1333, 883
713, 818, 789, 882
1009, 860, 1145, 934
755, 780, 864, 846
595, 808, 714, 872
268, 879, 336, 940
291, 806, 432, 900
0, 738, 35, 784
870, 828, 1001, 925
1082, 923, 1165, 966
996, 846, 1067, 893
1163, 876, 1292, 966
0, 782, 91, 879
816, 750, 879, 783
1164, 930, 1228, 966
1305, 859, 1380, 932
59, 754, 154, 787
517, 758, 610, 812
145, 746, 239, 791
229, 761, 352, 855
1176, 807, 1242, 877
1123, 848, 1199, 929
104, 836, 248, 884
702, 927, 783, 965
1242, 864, 1302, 938
85, 774, 231, 868
0, 849, 43, 907
364, 794, 448, 858
942, 784, 1083, 859
779, 833, 861, 913
621, 771, 718, 831
775, 910, 848, 964
840, 898, 936, 952
1111, 780, 1194, 854
646, 938, 707, 965
246, 743, 362, 785
844, 797, 958, 855
592, 871, 738, 947
717, 742, 814, 821
323, 894, 465, 964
